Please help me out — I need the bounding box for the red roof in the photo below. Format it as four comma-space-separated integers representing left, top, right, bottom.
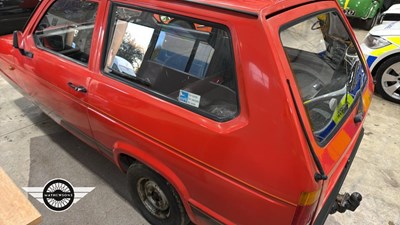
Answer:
182, 0, 326, 17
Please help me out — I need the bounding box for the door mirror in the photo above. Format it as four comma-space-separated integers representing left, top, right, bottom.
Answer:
13, 31, 23, 49
12, 30, 34, 58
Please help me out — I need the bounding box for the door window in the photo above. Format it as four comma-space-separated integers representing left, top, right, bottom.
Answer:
33, 0, 98, 65
280, 12, 367, 143
104, 6, 239, 121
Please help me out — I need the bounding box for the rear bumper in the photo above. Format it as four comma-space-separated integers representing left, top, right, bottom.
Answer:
313, 128, 364, 225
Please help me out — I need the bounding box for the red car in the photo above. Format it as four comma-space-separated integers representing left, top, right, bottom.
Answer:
0, 0, 373, 224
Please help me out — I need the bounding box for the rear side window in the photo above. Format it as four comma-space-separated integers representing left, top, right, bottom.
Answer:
280, 11, 367, 143
380, 13, 400, 23
104, 6, 238, 121
33, 0, 98, 65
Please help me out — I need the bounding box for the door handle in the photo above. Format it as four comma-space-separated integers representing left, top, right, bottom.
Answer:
67, 82, 87, 93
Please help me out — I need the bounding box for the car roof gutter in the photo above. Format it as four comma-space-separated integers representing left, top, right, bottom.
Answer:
265, 0, 318, 20
182, 0, 259, 18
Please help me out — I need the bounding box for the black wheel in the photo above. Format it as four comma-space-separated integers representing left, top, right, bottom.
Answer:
383, 0, 392, 11
363, 11, 380, 30
375, 55, 400, 104
127, 163, 189, 225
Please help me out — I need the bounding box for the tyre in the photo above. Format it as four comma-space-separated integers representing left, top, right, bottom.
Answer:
383, 0, 392, 11
127, 163, 189, 225
375, 55, 400, 104
363, 11, 380, 30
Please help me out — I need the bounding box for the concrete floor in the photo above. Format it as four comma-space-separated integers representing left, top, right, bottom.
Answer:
1, 28, 400, 225
0, 77, 150, 224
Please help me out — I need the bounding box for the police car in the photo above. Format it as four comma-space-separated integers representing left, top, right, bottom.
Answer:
361, 20, 400, 104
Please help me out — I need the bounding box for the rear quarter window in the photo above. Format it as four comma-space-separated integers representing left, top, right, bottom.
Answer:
103, 6, 239, 121
381, 13, 400, 23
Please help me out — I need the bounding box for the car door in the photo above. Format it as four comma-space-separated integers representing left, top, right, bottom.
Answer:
12, 0, 100, 140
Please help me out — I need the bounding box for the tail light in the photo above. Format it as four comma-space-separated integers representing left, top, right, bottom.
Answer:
291, 189, 321, 225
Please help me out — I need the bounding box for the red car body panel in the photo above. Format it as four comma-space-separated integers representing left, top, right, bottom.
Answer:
0, 0, 373, 224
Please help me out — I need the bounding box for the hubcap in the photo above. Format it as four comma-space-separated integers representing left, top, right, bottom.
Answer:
381, 63, 400, 101
137, 178, 170, 219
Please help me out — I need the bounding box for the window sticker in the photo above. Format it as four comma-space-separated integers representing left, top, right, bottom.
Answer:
178, 90, 201, 108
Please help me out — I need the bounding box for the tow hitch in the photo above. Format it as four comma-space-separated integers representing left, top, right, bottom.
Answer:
330, 192, 362, 214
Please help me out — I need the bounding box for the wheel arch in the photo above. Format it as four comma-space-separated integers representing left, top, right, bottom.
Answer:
111, 141, 196, 223
370, 52, 400, 77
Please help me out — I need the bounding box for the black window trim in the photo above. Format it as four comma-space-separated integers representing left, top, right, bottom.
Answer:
22, 0, 43, 33
100, 2, 241, 122
278, 8, 368, 147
